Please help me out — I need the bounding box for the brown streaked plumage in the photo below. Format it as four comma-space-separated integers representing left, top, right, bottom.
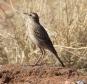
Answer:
23, 12, 65, 67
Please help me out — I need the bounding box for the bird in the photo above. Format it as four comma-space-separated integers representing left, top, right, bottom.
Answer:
23, 12, 65, 67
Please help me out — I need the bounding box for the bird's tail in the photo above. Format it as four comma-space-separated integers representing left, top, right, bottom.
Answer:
48, 46, 65, 67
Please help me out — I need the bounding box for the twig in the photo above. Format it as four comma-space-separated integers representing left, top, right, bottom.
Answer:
55, 45, 87, 50
9, 0, 17, 12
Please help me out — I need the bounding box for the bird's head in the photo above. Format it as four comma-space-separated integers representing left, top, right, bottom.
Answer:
23, 12, 39, 23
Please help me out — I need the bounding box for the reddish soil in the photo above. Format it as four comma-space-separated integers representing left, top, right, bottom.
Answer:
0, 64, 86, 84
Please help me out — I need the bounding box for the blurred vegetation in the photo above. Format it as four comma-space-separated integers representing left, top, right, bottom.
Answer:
0, 0, 87, 70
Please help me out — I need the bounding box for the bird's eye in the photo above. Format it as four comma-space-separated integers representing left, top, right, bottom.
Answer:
29, 14, 32, 16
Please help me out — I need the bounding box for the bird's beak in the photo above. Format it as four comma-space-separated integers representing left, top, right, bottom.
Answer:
23, 13, 28, 15
23, 13, 31, 16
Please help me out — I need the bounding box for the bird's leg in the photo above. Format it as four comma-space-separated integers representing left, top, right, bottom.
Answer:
35, 47, 45, 65
40, 48, 45, 64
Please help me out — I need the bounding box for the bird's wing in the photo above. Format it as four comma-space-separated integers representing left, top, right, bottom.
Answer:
34, 24, 53, 47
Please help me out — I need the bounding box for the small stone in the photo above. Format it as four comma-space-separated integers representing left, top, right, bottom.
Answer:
76, 80, 85, 84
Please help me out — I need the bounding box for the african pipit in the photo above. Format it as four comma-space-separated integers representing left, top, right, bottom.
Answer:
23, 12, 65, 67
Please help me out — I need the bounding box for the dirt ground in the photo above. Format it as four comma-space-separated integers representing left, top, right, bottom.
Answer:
0, 64, 86, 84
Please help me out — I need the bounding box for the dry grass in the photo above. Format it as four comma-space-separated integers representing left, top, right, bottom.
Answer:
0, 0, 87, 70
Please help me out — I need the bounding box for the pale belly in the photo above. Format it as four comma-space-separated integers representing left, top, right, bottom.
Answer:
29, 32, 38, 45
27, 25, 39, 45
